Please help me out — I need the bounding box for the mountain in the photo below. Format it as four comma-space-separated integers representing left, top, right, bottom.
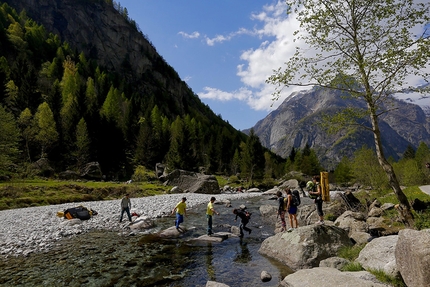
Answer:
1, 0, 288, 179
249, 87, 430, 169
3, 0, 210, 119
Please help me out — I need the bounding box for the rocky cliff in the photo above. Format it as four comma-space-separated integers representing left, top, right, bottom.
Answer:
250, 87, 430, 169
4, 0, 207, 118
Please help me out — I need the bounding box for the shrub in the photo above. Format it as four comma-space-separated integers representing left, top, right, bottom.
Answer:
132, 165, 151, 182
414, 211, 430, 230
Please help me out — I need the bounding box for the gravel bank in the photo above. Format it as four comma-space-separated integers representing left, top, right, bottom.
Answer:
0, 192, 262, 257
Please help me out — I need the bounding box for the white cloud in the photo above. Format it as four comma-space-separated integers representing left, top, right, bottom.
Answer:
178, 31, 200, 39
198, 87, 252, 101
204, 28, 256, 46
200, 0, 429, 112
200, 0, 305, 111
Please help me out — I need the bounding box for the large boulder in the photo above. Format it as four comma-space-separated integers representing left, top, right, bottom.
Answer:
160, 170, 220, 194
258, 224, 352, 270
356, 235, 399, 278
395, 228, 430, 287
334, 210, 368, 235
29, 158, 54, 177
80, 162, 103, 180
279, 267, 390, 287
58, 170, 80, 180
129, 217, 154, 231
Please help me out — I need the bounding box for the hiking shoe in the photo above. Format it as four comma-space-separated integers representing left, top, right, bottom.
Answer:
287, 228, 294, 232
316, 220, 325, 225
248, 229, 252, 235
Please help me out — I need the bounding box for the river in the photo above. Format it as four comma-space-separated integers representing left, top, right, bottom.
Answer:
0, 196, 293, 286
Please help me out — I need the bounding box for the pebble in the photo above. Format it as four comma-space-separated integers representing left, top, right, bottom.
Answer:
0, 192, 261, 257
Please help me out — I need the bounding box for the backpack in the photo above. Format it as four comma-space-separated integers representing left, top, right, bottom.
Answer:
291, 190, 301, 206
308, 182, 317, 199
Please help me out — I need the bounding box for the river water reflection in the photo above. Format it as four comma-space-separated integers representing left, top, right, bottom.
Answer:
0, 195, 293, 286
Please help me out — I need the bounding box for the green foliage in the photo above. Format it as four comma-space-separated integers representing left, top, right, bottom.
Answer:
240, 129, 265, 184
341, 262, 363, 272
131, 165, 155, 182
351, 146, 389, 189
34, 102, 58, 158
334, 156, 353, 184
74, 118, 91, 170
402, 144, 415, 160
414, 211, 430, 230
0, 2, 287, 182
268, 0, 430, 221
368, 269, 406, 287
337, 244, 365, 261
0, 179, 166, 210
393, 159, 427, 186
0, 105, 20, 174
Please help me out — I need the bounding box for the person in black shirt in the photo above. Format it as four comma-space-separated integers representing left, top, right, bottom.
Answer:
233, 208, 252, 237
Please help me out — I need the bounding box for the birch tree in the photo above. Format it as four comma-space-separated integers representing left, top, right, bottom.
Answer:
268, 0, 430, 226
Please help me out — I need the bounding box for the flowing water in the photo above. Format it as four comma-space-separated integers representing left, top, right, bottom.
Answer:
0, 196, 293, 286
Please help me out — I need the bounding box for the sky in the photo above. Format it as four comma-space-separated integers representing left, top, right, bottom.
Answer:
118, 0, 429, 131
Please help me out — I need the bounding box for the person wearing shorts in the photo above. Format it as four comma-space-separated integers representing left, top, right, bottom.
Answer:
285, 188, 298, 232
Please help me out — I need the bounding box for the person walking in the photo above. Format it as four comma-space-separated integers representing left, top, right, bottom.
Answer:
276, 191, 287, 232
206, 197, 220, 235
233, 208, 252, 237
285, 188, 298, 231
119, 194, 132, 223
309, 175, 324, 224
172, 197, 187, 230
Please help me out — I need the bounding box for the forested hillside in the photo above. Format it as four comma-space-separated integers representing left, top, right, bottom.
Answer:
0, 2, 286, 181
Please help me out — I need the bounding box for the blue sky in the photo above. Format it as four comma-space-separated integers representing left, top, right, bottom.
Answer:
117, 0, 296, 130
118, 0, 429, 131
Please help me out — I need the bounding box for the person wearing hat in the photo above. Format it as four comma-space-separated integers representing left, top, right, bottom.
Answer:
172, 197, 187, 230
206, 196, 220, 235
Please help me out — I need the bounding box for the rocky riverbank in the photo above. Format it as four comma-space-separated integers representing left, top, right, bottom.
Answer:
0, 192, 262, 258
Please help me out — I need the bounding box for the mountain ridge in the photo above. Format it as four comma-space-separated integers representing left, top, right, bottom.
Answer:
248, 87, 430, 169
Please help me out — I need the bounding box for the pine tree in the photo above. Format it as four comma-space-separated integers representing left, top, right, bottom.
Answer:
74, 118, 91, 170
33, 102, 58, 158
0, 105, 20, 173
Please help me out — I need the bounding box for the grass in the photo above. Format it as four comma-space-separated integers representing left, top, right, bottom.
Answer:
351, 185, 430, 230
354, 186, 430, 205
0, 178, 169, 210
337, 244, 366, 261
368, 269, 406, 287
341, 262, 363, 272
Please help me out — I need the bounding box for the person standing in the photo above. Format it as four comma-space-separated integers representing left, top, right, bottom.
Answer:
119, 194, 132, 223
172, 197, 187, 230
206, 197, 220, 235
233, 208, 252, 237
309, 175, 324, 224
285, 188, 298, 231
276, 191, 287, 232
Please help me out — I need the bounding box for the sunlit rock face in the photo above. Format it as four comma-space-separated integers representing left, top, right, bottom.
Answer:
248, 87, 430, 169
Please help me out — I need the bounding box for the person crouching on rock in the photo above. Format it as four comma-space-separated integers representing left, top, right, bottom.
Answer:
233, 208, 252, 237
172, 197, 187, 231
120, 194, 132, 223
